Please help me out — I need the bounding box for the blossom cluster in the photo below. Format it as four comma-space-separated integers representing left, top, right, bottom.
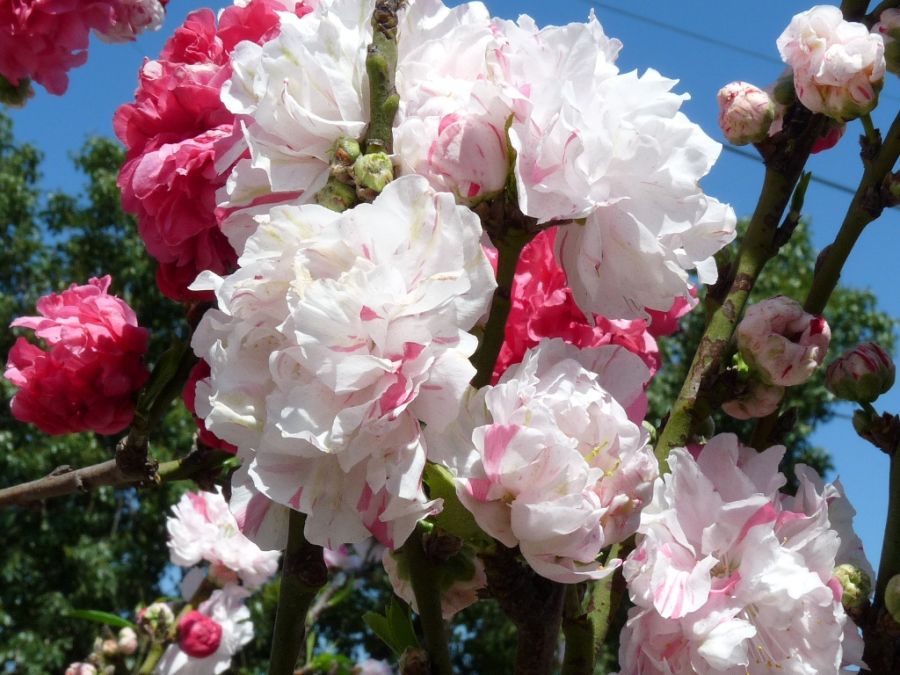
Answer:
159, 488, 280, 674
4, 276, 149, 435
0, 0, 167, 97
619, 434, 868, 674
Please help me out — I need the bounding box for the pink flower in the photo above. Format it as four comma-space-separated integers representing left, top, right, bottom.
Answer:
167, 489, 281, 588
619, 434, 866, 674
717, 81, 774, 145
178, 610, 222, 658
114, 1, 301, 300
0, 1, 164, 96
777, 5, 886, 122
4, 276, 149, 435
874, 8, 900, 74
494, 229, 665, 389
736, 296, 831, 387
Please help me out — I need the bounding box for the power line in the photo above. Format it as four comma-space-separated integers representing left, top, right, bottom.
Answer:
721, 145, 857, 197
580, 0, 900, 103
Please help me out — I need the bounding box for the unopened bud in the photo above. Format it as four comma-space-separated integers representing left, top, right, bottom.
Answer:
65, 664, 97, 675
117, 627, 138, 656
833, 563, 872, 610
771, 69, 796, 106
353, 152, 394, 195
826, 342, 895, 404
177, 610, 223, 658
874, 9, 900, 76
399, 647, 430, 675
811, 123, 845, 154
333, 137, 361, 166
137, 602, 175, 638
100, 639, 119, 658
722, 381, 785, 420
315, 178, 357, 212
885, 574, 900, 622
717, 81, 775, 145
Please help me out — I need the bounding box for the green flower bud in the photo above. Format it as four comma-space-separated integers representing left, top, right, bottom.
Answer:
833, 563, 871, 610
826, 342, 895, 404
333, 137, 361, 166
137, 602, 175, 639
886, 574, 900, 622
315, 178, 357, 212
353, 152, 394, 195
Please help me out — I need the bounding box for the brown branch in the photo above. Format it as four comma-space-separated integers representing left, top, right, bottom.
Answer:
0, 446, 232, 508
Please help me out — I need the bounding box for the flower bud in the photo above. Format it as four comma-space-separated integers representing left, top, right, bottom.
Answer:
717, 82, 774, 145
65, 663, 97, 675
886, 573, 900, 623
873, 9, 900, 75
771, 70, 796, 106
117, 627, 138, 656
177, 610, 223, 658
353, 153, 394, 195
826, 342, 895, 404
722, 381, 785, 420
833, 563, 872, 610
777, 6, 885, 122
100, 639, 119, 658
315, 178, 358, 212
333, 137, 361, 166
811, 123, 845, 154
137, 602, 175, 638
736, 296, 830, 387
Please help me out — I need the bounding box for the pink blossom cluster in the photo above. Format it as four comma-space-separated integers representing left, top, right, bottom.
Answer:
429, 339, 657, 582
495, 228, 695, 383
4, 276, 149, 435
114, 0, 311, 300
192, 176, 496, 550
619, 434, 866, 674
0, 0, 166, 96
166, 488, 281, 589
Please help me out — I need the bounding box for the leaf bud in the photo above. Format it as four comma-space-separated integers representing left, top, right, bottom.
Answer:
833, 563, 872, 610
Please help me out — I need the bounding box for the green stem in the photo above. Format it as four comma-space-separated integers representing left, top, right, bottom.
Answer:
877, 450, 900, 601
804, 111, 900, 315
398, 524, 453, 675
861, 114, 879, 146
561, 585, 594, 675
138, 641, 165, 675
471, 227, 531, 389
268, 511, 327, 675
363, 1, 403, 154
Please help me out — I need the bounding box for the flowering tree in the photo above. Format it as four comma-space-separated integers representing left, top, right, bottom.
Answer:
1, 1, 899, 674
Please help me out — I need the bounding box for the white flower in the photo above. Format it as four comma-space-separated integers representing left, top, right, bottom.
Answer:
429, 339, 655, 583
491, 14, 735, 319
777, 5, 886, 121
156, 586, 254, 675
193, 176, 496, 549
96, 0, 166, 44
618, 434, 866, 674
167, 488, 281, 588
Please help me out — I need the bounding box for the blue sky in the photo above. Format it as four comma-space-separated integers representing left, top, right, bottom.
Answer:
7, 0, 900, 569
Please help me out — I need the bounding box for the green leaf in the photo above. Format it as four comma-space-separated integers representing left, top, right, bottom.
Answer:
362, 611, 398, 655
65, 609, 137, 630
134, 339, 190, 424
425, 463, 484, 541
386, 597, 418, 654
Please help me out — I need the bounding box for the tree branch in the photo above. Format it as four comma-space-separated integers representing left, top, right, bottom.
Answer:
268, 510, 327, 675
0, 446, 232, 508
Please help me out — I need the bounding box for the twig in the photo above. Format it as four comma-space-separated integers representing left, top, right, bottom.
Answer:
268, 510, 327, 675
397, 524, 453, 675
363, 1, 404, 154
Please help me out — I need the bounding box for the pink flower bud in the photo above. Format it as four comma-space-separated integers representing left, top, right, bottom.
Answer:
874, 9, 900, 75
811, 123, 846, 154
117, 627, 138, 656
736, 296, 830, 387
65, 664, 97, 675
717, 81, 775, 145
3, 276, 150, 435
722, 381, 785, 420
777, 6, 886, 122
177, 610, 223, 658
826, 342, 895, 404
